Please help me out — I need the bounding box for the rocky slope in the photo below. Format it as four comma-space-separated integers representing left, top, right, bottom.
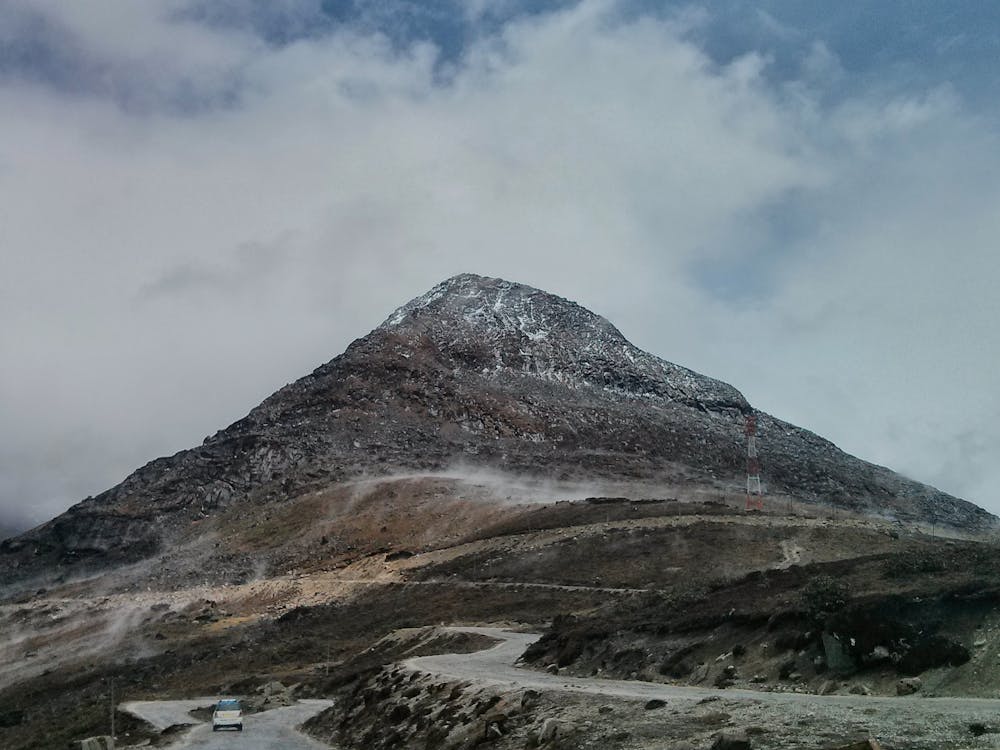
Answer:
0, 274, 992, 590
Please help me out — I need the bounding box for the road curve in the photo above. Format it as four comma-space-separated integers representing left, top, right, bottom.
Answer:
405, 627, 1000, 717
122, 699, 332, 749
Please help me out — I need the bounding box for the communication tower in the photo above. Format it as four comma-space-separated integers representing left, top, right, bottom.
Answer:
745, 412, 764, 511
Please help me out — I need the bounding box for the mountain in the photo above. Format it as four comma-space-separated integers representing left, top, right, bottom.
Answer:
0, 274, 991, 590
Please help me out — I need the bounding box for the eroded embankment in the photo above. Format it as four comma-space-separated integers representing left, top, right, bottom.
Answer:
523, 542, 1000, 699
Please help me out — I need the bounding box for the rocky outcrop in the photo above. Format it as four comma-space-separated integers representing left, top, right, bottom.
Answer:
822, 599, 971, 677
0, 274, 992, 591
303, 665, 547, 750
710, 731, 751, 750
76, 738, 114, 750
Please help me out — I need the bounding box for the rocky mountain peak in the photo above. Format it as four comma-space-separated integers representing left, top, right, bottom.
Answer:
377, 274, 747, 413
380, 273, 620, 343
1, 274, 993, 592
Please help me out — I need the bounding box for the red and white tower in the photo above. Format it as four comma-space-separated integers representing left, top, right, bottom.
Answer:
745, 412, 764, 511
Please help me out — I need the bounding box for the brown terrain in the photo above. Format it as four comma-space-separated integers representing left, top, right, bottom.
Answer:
2, 275, 999, 750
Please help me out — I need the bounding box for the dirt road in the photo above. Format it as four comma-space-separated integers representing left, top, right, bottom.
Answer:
405, 628, 1000, 749
122, 699, 332, 749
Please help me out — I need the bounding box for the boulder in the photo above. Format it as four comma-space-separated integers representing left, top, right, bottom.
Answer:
897, 637, 969, 675
822, 633, 856, 675
539, 718, 559, 743
897, 677, 922, 696
864, 645, 891, 664
714, 670, 735, 689
710, 730, 751, 749
388, 704, 411, 723
644, 699, 666, 710
778, 659, 798, 679
77, 738, 114, 750
261, 680, 286, 696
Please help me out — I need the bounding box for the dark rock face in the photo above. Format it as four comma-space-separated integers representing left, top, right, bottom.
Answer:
711, 731, 751, 750
823, 599, 971, 677
0, 274, 993, 588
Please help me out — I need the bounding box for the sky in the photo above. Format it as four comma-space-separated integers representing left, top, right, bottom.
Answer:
2, 0, 999, 530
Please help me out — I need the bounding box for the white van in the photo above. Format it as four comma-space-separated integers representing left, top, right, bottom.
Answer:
212, 698, 243, 732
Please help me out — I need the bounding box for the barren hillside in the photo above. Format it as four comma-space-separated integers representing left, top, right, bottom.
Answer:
3, 275, 998, 750
1, 275, 990, 595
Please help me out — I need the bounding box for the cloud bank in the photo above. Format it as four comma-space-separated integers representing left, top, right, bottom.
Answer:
1, 0, 998, 528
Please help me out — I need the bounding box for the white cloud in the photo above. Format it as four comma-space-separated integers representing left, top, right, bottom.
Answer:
1, 0, 998, 526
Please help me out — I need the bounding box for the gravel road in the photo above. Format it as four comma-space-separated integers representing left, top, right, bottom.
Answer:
405, 628, 1000, 749
121, 628, 1000, 749
122, 699, 333, 749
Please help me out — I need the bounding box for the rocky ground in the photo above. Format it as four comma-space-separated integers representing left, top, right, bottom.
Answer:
3, 483, 1000, 749
304, 627, 1000, 750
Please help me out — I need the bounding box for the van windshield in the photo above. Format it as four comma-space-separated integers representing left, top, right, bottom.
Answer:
217, 700, 241, 710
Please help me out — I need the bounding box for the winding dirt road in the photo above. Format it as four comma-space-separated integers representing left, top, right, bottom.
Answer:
405, 628, 1000, 749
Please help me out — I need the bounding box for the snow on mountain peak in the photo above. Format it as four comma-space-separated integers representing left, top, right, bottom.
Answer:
378, 274, 748, 413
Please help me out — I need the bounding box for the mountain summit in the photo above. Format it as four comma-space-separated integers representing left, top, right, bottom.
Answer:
0, 274, 992, 589
378, 273, 748, 412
